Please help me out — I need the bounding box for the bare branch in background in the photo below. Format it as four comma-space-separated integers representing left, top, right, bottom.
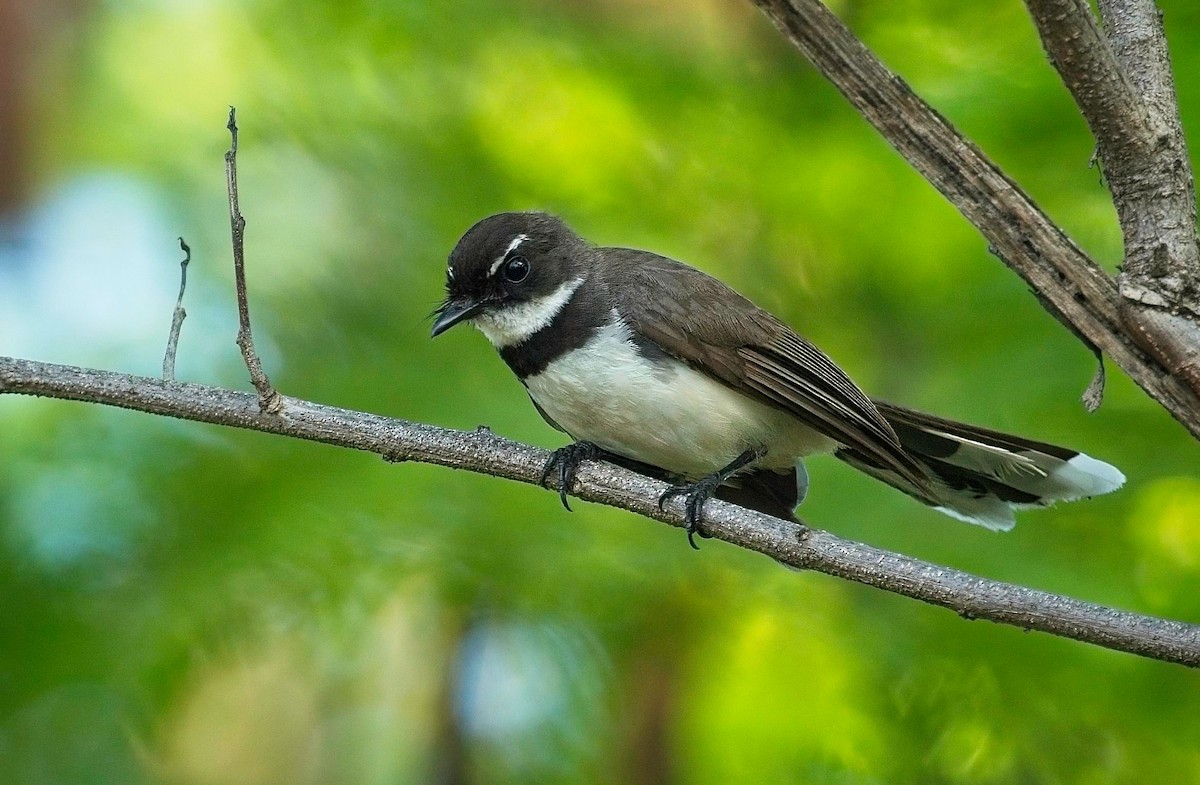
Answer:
1, 356, 1198, 668
161, 237, 190, 382
748, 0, 1200, 439
225, 107, 283, 413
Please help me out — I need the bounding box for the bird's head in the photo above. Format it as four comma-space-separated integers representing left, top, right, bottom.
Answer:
432, 212, 591, 347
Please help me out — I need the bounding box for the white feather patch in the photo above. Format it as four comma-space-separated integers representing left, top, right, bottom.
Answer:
929, 451, 1123, 531
1048, 453, 1126, 499
523, 313, 835, 478
934, 502, 1017, 532
922, 429, 1125, 502
929, 429, 1046, 479
472, 277, 583, 348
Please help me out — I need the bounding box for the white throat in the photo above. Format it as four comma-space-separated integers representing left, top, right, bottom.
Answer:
472, 277, 584, 348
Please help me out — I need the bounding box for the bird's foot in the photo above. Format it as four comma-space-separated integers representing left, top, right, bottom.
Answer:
658, 474, 724, 550
541, 441, 601, 511
658, 447, 766, 550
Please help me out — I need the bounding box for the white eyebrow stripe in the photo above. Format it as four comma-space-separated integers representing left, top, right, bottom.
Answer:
488, 234, 529, 277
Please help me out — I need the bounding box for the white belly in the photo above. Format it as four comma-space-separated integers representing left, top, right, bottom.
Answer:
523, 319, 836, 478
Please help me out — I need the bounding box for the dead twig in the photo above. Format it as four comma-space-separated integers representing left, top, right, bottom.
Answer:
161, 237, 190, 381
225, 107, 282, 413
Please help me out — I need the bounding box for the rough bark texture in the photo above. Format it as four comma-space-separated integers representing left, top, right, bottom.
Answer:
750, 0, 1200, 437
1095, 0, 1200, 281
1023, 0, 1200, 398
3, 355, 1198, 668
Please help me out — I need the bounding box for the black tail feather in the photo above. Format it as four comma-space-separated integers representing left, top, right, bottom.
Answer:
836, 401, 1125, 531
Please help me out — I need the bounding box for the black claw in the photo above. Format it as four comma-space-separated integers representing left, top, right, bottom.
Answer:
659, 478, 719, 550
541, 441, 600, 511
658, 447, 764, 550
657, 485, 684, 510
557, 456, 572, 511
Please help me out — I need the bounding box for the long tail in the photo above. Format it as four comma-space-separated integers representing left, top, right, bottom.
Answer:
835, 401, 1125, 531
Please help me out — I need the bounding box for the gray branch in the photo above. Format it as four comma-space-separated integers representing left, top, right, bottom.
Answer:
2, 354, 1198, 668
748, 0, 1200, 438
1023, 0, 1200, 398
1023, 0, 1159, 232
1062, 0, 1200, 281
1096, 0, 1200, 396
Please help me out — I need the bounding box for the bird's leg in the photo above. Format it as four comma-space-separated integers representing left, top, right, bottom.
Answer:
541, 441, 604, 511
658, 447, 766, 549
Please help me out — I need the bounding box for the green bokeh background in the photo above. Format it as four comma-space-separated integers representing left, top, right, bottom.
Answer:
2, 0, 1199, 782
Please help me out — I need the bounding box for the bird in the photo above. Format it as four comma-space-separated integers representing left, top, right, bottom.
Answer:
431, 211, 1124, 547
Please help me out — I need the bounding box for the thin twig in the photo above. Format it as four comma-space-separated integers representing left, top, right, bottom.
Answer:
2, 355, 1198, 668
225, 107, 282, 413
161, 237, 190, 381
747, 0, 1200, 439
1082, 352, 1107, 413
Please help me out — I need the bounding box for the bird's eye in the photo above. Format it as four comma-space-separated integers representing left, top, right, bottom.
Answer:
502, 255, 530, 282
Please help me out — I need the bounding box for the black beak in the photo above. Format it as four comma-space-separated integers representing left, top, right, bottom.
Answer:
431, 298, 485, 337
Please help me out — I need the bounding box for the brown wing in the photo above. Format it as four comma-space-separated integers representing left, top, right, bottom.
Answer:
601, 247, 928, 488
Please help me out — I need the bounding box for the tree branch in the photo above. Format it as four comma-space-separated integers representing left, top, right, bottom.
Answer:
1029, 0, 1200, 282
1098, 0, 1200, 397
1098, 0, 1187, 121
2, 354, 1198, 668
1023, 0, 1159, 225
1022, 0, 1200, 397
748, 0, 1200, 438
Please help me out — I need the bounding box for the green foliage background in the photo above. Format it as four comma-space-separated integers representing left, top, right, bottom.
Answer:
2, 0, 1199, 782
